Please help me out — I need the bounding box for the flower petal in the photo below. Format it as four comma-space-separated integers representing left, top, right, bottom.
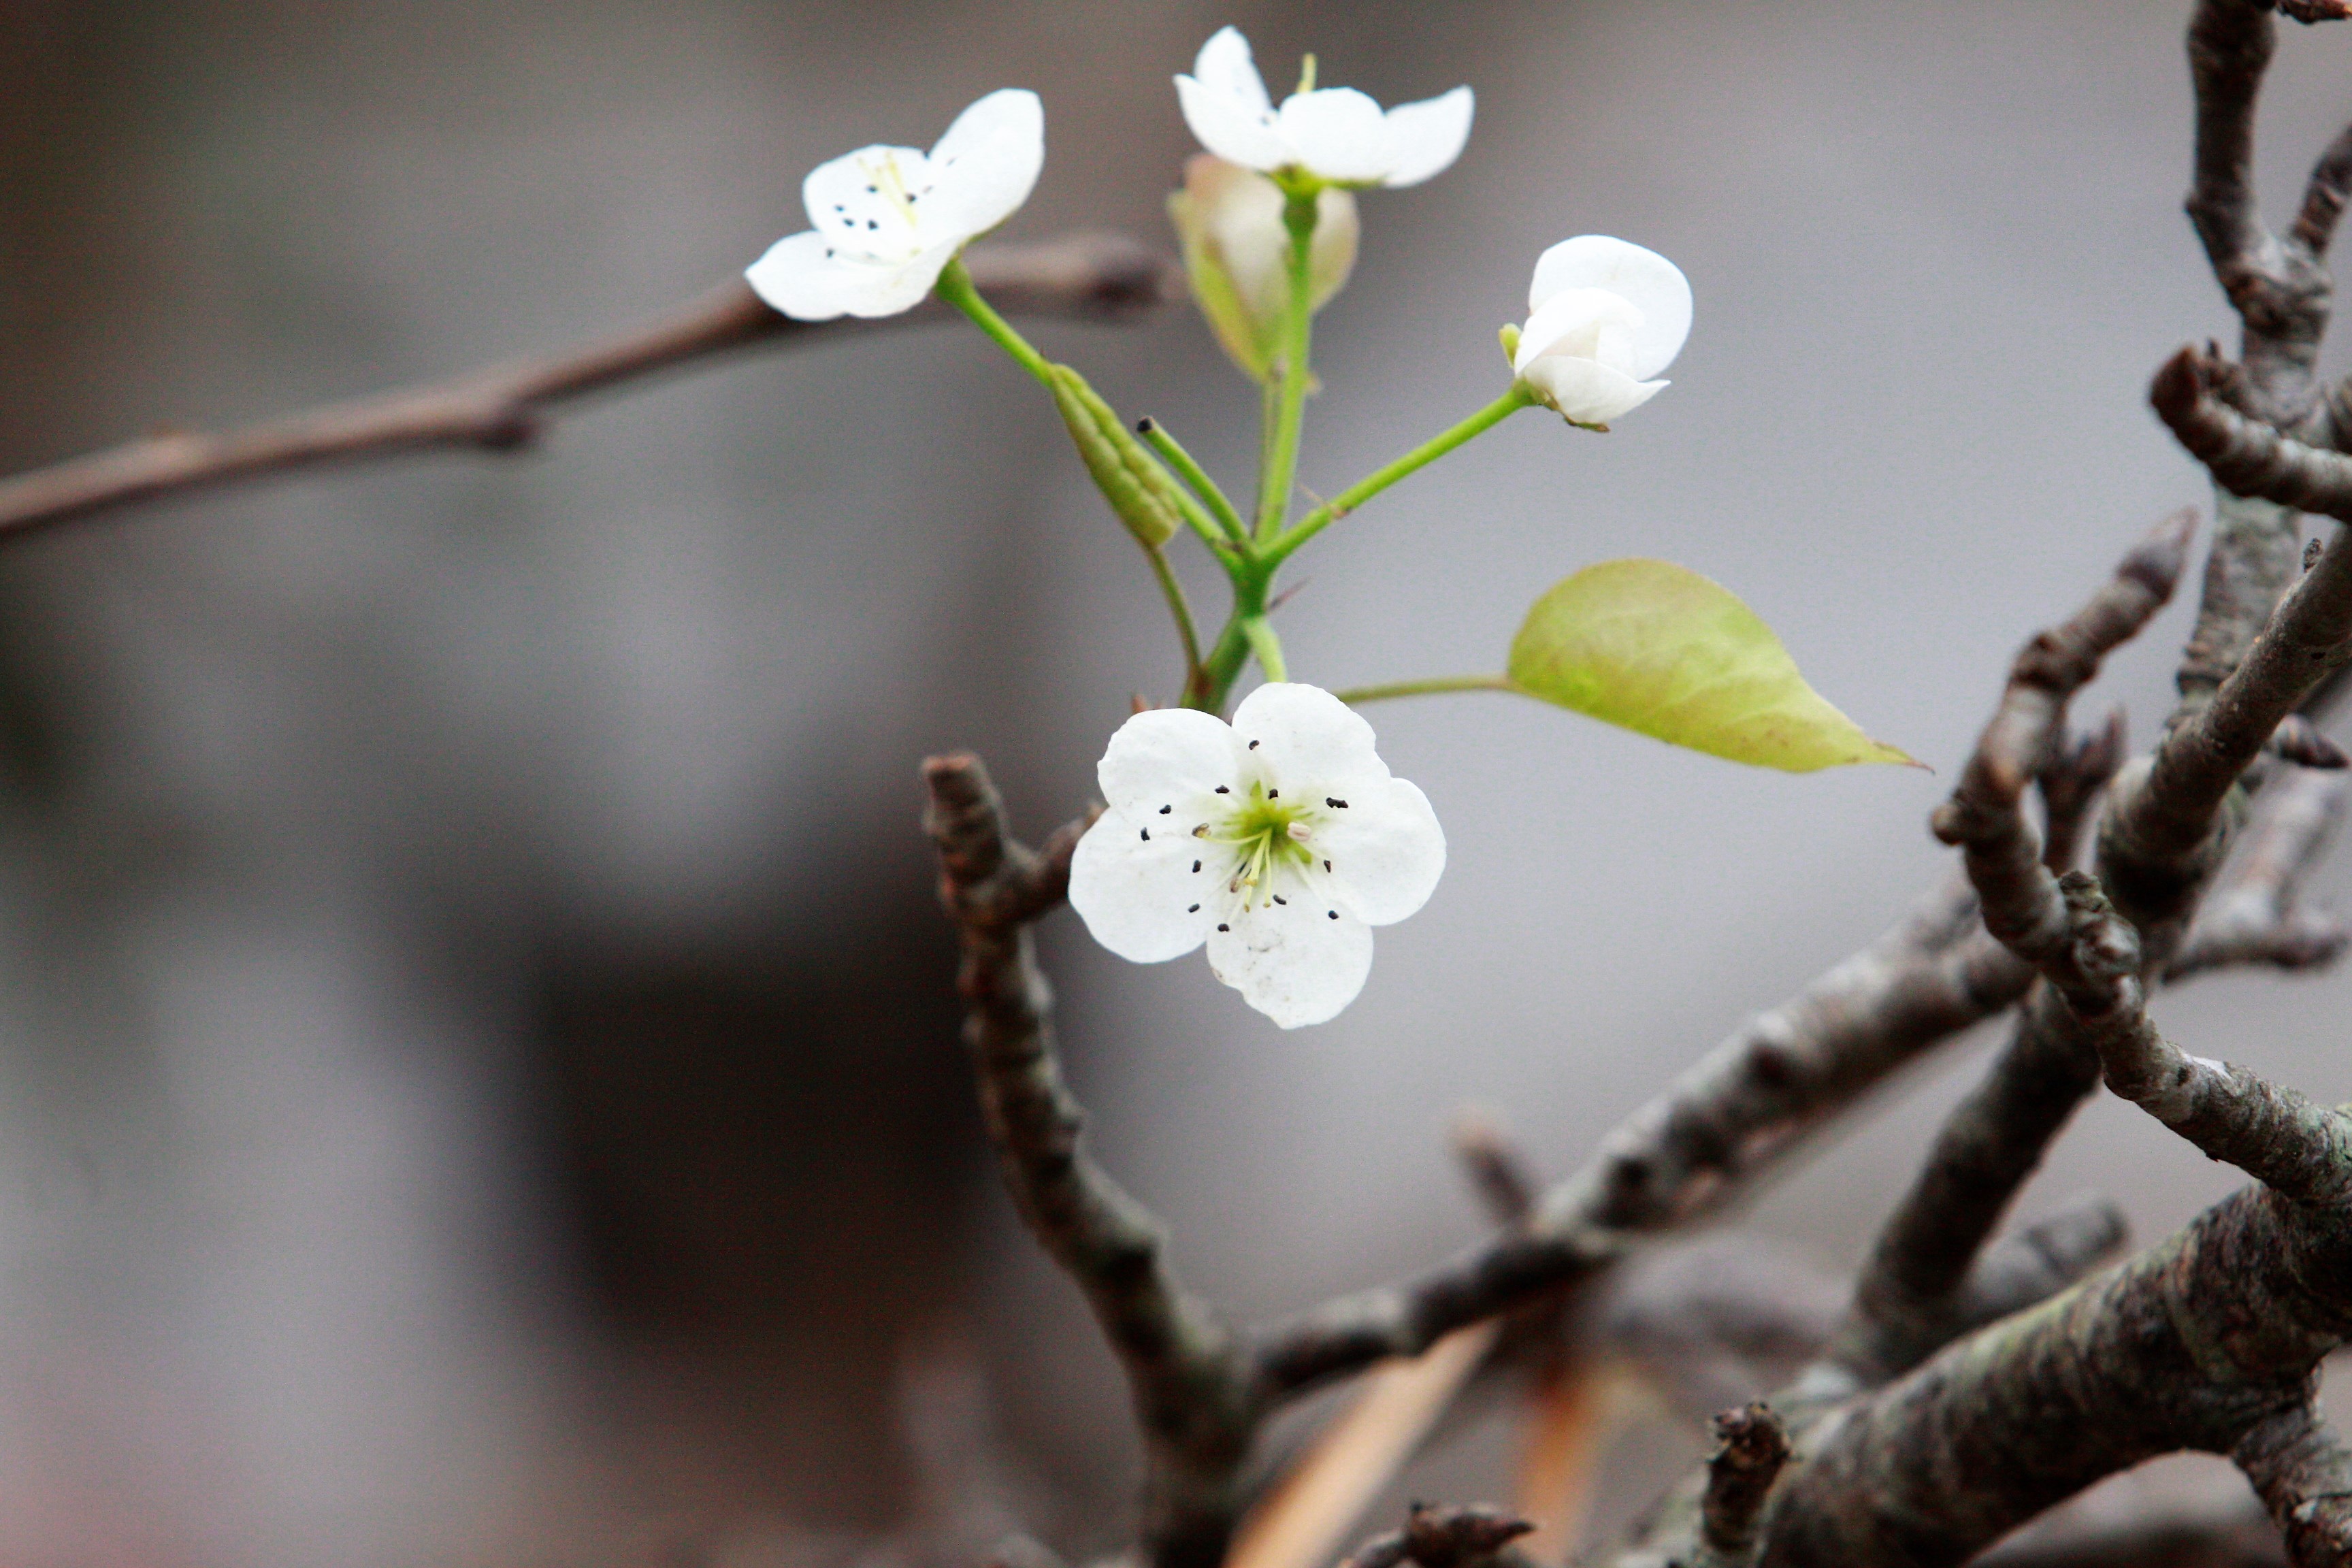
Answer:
1313, 777, 1445, 926
924, 87, 1045, 240
1070, 813, 1220, 963
1522, 355, 1668, 424
1230, 682, 1386, 785
1177, 71, 1293, 170
1378, 86, 1473, 186
1514, 287, 1644, 375
1276, 88, 1395, 183
1527, 237, 1691, 380
745, 230, 863, 321
1194, 27, 1275, 118
800, 144, 930, 261
1096, 706, 1245, 817
1207, 901, 1374, 1028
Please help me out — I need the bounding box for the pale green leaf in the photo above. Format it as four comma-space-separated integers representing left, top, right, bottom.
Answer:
1505, 558, 1916, 772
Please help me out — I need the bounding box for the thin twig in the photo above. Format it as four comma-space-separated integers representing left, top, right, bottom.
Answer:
0, 233, 1180, 540
1693, 1405, 1791, 1568
2166, 762, 2351, 981
2234, 1406, 2352, 1567
921, 754, 1252, 1568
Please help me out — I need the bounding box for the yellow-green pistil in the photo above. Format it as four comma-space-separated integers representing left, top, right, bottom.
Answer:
1206, 782, 1318, 909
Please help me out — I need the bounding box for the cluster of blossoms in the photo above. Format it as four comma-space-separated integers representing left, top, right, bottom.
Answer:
747, 28, 1699, 1028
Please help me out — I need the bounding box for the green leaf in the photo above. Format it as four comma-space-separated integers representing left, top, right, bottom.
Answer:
1048, 363, 1182, 549
1505, 559, 1916, 772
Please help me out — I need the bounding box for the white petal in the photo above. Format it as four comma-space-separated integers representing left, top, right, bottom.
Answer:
1526, 236, 1691, 380
1069, 812, 1220, 964
800, 144, 930, 259
924, 88, 1045, 240
1193, 27, 1275, 119
1314, 777, 1445, 926
1177, 71, 1293, 170
1522, 355, 1668, 424
1514, 287, 1644, 375
1276, 88, 1396, 183
1378, 86, 1473, 186
1096, 707, 1245, 817
1207, 901, 1375, 1028
1230, 683, 1386, 785
745, 231, 862, 321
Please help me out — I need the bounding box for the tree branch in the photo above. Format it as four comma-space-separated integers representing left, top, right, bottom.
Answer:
921, 753, 1252, 1568
0, 233, 1179, 541
2166, 762, 2351, 981
2235, 1405, 2352, 1567
1246, 868, 2034, 1401
2108, 356, 2352, 944
1692, 1404, 1792, 1568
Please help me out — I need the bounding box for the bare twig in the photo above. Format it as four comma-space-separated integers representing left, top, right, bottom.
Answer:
1693, 1405, 1791, 1568
1336, 1505, 1536, 1568
0, 233, 1179, 540
2166, 762, 2351, 980
921, 754, 1251, 1568
1246, 870, 2034, 1399
2108, 358, 2352, 944
2234, 1407, 2352, 1567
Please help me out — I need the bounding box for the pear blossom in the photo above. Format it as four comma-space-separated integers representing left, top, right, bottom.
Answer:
1069, 683, 1444, 1029
745, 88, 1043, 321
1167, 153, 1359, 380
1175, 27, 1472, 189
1512, 236, 1693, 427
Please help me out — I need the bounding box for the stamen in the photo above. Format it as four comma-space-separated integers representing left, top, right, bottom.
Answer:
1326, 798, 1348, 808
1193, 824, 1209, 837
1267, 789, 1278, 800
1215, 785, 1230, 794
1192, 860, 1201, 872
1273, 895, 1287, 905
1288, 822, 1312, 841
1327, 910, 1339, 919
1159, 804, 1172, 814
1218, 923, 1230, 932
1188, 904, 1200, 913
1140, 828, 1150, 841
1248, 739, 1260, 749
1324, 859, 1332, 872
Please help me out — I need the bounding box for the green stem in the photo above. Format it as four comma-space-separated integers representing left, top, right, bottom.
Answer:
1332, 673, 1521, 705
934, 255, 1055, 387
1143, 545, 1205, 691
1254, 190, 1322, 540
1240, 616, 1288, 682
1194, 572, 1273, 713
1139, 418, 1250, 547
1265, 386, 1533, 566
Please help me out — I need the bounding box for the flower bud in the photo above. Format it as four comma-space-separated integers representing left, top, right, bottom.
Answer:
1166, 154, 1358, 382
1049, 364, 1184, 549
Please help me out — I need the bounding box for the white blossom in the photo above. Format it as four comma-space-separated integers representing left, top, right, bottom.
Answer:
1512, 236, 1692, 427
1175, 27, 1472, 189
745, 88, 1043, 321
1068, 683, 1445, 1029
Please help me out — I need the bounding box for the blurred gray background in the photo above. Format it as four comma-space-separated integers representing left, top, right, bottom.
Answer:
0, 1, 2347, 1563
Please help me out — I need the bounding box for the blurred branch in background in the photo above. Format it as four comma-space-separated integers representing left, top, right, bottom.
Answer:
0, 233, 1178, 542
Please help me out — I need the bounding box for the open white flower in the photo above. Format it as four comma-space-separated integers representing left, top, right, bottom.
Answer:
1512, 236, 1692, 427
745, 88, 1043, 321
1175, 27, 1472, 189
1069, 683, 1445, 1029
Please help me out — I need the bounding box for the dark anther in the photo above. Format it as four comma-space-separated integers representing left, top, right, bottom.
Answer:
1327, 910, 1339, 919
867, 219, 880, 229
1192, 860, 1202, 872
1216, 785, 1230, 794
1323, 859, 1332, 872
1159, 804, 1172, 814
1137, 416, 1158, 434
1273, 895, 1288, 905
1194, 824, 1209, 837
1218, 923, 1230, 932
1188, 904, 1200, 913
1140, 828, 1151, 841
1249, 739, 1260, 749
1268, 789, 1279, 799
1327, 797, 1349, 808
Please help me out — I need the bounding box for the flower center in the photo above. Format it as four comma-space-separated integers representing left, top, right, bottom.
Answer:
1211, 783, 1316, 910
